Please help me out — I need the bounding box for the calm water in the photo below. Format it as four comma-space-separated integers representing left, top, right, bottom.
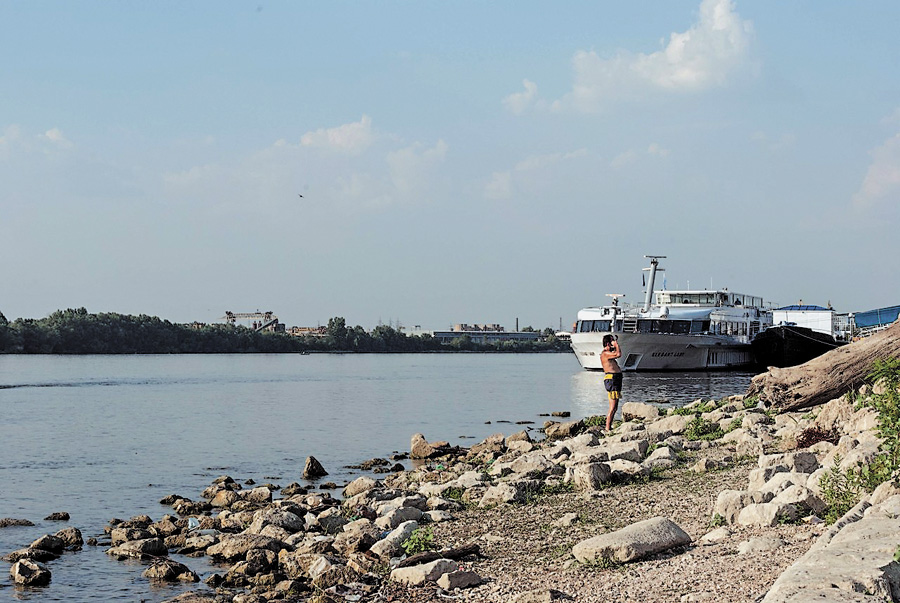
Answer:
0, 353, 755, 601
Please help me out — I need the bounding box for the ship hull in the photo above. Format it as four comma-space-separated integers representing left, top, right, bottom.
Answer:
570, 331, 755, 371
751, 325, 843, 368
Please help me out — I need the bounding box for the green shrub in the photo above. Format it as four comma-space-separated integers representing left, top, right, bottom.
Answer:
401, 526, 435, 555
684, 416, 724, 441
584, 415, 605, 427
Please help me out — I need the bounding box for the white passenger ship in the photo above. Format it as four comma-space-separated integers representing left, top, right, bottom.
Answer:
570, 256, 772, 371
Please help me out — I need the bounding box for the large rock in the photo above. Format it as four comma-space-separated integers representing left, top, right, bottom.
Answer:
510, 452, 554, 476
713, 490, 767, 524
478, 481, 537, 507
375, 506, 423, 530
604, 439, 649, 463
368, 520, 418, 560
107, 537, 168, 559
9, 559, 51, 586
645, 414, 692, 439
566, 463, 611, 492
210, 489, 240, 508
389, 558, 457, 586
544, 420, 584, 440
410, 433, 440, 459
303, 456, 328, 479
142, 559, 200, 582
622, 402, 660, 422
247, 508, 304, 534
206, 534, 286, 561
30, 534, 65, 553
343, 476, 378, 499
437, 570, 482, 589
763, 497, 900, 601
736, 503, 798, 527
572, 517, 692, 563
54, 527, 83, 550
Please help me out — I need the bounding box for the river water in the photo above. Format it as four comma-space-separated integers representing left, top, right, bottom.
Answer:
0, 353, 756, 601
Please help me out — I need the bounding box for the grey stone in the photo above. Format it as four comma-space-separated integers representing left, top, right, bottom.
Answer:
303, 455, 328, 479
368, 520, 418, 560
142, 559, 200, 582
437, 569, 482, 589
343, 476, 378, 499
622, 402, 660, 422
107, 537, 168, 559
737, 535, 785, 555
389, 558, 457, 586
736, 503, 799, 527
572, 516, 692, 563
206, 534, 286, 561
247, 508, 304, 534
713, 490, 767, 524
9, 559, 51, 586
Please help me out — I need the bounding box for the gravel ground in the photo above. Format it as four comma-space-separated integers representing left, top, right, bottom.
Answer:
381, 447, 824, 603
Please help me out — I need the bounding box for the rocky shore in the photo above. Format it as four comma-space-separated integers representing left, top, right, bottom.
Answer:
5, 366, 900, 602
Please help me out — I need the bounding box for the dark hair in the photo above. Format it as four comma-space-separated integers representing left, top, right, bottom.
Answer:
602, 334, 614, 347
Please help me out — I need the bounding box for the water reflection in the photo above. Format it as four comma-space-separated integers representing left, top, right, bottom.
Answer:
569, 370, 757, 419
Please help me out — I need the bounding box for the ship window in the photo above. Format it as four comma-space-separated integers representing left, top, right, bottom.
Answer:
671, 320, 691, 334
592, 320, 611, 332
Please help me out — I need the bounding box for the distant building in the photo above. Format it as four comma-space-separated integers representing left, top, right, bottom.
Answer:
452, 323, 505, 332
430, 328, 540, 345
288, 326, 327, 337
773, 304, 851, 341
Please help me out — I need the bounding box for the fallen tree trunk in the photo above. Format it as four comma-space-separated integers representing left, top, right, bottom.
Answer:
395, 543, 481, 568
746, 320, 900, 412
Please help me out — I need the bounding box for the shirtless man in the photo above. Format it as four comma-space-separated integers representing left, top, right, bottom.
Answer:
600, 334, 622, 431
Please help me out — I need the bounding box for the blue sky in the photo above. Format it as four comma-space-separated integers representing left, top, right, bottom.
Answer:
2, 0, 898, 330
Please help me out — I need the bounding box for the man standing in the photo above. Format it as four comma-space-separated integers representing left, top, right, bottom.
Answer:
601, 334, 622, 431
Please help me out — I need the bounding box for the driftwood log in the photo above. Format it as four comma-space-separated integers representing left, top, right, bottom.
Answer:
746, 320, 900, 412
395, 543, 481, 568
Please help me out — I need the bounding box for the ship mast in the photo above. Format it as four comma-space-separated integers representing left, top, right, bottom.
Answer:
642, 255, 666, 313
606, 293, 625, 332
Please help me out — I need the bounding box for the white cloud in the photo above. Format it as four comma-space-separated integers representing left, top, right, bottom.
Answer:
484, 149, 588, 199
502, 79, 539, 115
508, 0, 753, 114
40, 128, 73, 149
385, 140, 448, 200
853, 131, 900, 207
610, 150, 638, 170
484, 171, 513, 200
611, 144, 669, 169
163, 116, 447, 216
647, 143, 670, 157
299, 115, 374, 154
0, 125, 23, 159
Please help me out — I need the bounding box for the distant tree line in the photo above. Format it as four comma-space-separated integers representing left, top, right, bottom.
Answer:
0, 309, 570, 354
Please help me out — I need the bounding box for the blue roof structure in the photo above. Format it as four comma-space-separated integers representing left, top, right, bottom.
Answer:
854, 305, 900, 329
776, 305, 830, 311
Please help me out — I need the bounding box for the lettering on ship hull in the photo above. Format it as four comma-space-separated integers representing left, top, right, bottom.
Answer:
650, 351, 685, 357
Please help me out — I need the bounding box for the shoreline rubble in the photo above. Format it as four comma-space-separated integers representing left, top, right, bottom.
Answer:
4, 375, 900, 600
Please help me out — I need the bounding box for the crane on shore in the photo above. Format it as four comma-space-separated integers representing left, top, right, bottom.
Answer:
221, 311, 280, 332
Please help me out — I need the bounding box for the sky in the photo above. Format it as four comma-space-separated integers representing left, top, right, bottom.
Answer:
2, 0, 899, 331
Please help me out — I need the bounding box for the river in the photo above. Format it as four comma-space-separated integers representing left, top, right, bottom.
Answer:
0, 353, 756, 601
